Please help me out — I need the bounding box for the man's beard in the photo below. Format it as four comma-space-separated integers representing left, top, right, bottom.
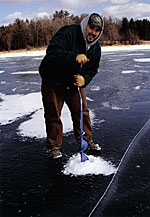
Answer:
87, 33, 96, 43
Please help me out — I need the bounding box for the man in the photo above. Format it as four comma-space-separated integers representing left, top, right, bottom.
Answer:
39, 13, 104, 158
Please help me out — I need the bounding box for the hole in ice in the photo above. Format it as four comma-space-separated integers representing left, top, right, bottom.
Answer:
63, 154, 116, 176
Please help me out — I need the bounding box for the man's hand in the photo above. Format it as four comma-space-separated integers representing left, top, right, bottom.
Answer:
76, 54, 90, 65
73, 75, 85, 87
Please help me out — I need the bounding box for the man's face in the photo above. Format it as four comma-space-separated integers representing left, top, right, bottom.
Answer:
86, 24, 101, 43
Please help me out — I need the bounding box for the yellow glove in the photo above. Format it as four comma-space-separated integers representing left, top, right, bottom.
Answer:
73, 75, 85, 87
76, 54, 90, 65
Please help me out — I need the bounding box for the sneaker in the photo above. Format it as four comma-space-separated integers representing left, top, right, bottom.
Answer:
88, 141, 101, 151
49, 149, 62, 159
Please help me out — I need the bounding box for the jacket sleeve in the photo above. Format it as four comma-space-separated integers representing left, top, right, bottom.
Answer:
82, 44, 101, 87
45, 27, 79, 72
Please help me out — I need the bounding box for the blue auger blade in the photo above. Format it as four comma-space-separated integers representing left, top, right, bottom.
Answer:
81, 139, 88, 152
80, 151, 89, 162
80, 139, 89, 162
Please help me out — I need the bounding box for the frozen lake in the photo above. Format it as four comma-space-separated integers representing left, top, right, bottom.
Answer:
0, 45, 150, 217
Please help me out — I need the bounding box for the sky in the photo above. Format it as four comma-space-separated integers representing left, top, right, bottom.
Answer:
0, 0, 150, 26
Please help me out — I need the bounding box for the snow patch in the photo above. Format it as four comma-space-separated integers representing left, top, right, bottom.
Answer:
134, 64, 142, 68
63, 154, 116, 176
18, 104, 73, 137
108, 59, 123, 62
101, 102, 110, 108
101, 102, 129, 111
0, 81, 6, 84
122, 53, 145, 56
134, 58, 150, 62
90, 85, 100, 91
112, 106, 123, 111
18, 105, 95, 138
33, 57, 43, 60
121, 70, 136, 74
102, 45, 150, 52
12, 71, 39, 75
12, 87, 17, 92
138, 70, 149, 73
18, 109, 46, 138
133, 86, 141, 90
0, 92, 42, 125
0, 51, 45, 58
0, 92, 95, 138
86, 97, 94, 102
99, 119, 105, 124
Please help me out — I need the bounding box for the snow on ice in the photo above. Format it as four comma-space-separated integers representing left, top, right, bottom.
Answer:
134, 58, 150, 62
0, 92, 42, 125
11, 71, 39, 75
90, 85, 100, 91
134, 86, 141, 90
121, 70, 136, 74
101, 101, 129, 111
0, 92, 95, 137
63, 153, 117, 176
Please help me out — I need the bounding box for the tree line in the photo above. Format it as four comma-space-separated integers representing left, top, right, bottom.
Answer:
0, 10, 150, 51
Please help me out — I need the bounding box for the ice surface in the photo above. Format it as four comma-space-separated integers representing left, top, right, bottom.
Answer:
121, 53, 145, 56
63, 154, 116, 176
0, 44, 150, 138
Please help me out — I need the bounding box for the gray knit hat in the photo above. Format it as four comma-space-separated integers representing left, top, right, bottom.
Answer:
88, 13, 103, 30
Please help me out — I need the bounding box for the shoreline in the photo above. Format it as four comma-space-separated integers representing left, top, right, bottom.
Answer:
0, 44, 150, 58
